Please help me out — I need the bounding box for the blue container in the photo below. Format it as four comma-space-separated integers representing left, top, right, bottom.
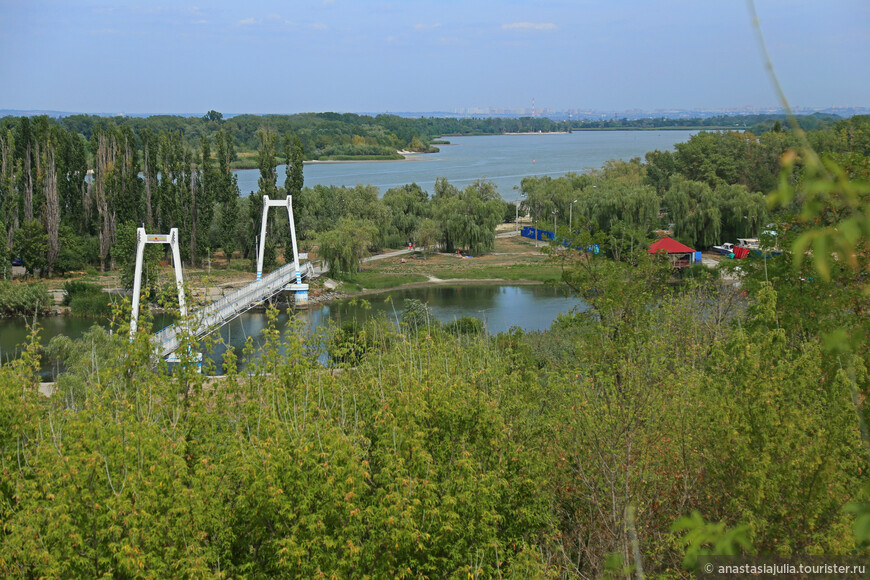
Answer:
694, 251, 702, 263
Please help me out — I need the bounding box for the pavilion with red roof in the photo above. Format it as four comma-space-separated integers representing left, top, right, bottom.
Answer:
648, 236, 696, 268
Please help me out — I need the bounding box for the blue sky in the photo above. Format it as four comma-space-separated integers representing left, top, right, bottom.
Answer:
1, 0, 867, 115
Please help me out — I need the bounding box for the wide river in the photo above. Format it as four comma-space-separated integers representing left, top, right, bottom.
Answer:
3, 285, 585, 378
234, 130, 696, 201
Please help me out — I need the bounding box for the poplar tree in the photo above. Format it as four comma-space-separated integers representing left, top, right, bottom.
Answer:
284, 132, 304, 196
215, 130, 239, 265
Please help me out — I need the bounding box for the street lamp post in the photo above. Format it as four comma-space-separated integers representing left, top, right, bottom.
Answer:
552, 210, 558, 240
569, 199, 578, 229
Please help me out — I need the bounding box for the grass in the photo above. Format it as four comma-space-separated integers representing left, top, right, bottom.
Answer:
358, 236, 564, 284
335, 272, 428, 290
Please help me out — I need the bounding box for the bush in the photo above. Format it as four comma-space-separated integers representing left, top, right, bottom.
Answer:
68, 292, 116, 318
62, 280, 103, 306
444, 315, 484, 336
401, 298, 438, 333
0, 281, 52, 317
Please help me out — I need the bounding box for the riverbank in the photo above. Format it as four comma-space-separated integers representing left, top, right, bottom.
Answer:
229, 149, 436, 170
14, 235, 558, 319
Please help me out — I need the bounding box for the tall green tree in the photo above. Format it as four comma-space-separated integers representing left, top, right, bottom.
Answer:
318, 217, 378, 274
435, 179, 503, 254
13, 218, 48, 275
663, 176, 721, 248
215, 130, 239, 264
284, 132, 304, 197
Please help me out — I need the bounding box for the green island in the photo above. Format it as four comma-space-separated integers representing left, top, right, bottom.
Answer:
0, 113, 869, 576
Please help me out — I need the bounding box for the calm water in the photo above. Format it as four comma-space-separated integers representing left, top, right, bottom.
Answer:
2, 285, 584, 377
234, 130, 696, 201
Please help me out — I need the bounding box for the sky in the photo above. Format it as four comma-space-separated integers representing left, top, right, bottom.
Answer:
0, 0, 868, 115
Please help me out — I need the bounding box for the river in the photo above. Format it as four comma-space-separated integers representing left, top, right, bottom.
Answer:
3, 285, 584, 378
233, 130, 696, 201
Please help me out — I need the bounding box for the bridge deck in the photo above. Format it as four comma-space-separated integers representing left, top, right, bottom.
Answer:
154, 261, 314, 357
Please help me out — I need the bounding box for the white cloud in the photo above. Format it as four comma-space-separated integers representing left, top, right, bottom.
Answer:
238, 17, 256, 25
502, 22, 557, 31
310, 22, 328, 30
415, 23, 442, 30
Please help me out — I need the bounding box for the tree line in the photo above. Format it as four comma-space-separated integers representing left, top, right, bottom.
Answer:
519, 115, 870, 254
0, 114, 865, 282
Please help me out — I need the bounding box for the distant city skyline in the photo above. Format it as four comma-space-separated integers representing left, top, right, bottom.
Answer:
3, 105, 868, 122
1, 1, 868, 114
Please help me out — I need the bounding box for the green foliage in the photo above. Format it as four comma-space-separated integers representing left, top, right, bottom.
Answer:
13, 219, 48, 276
414, 217, 441, 255
53, 225, 91, 274
113, 221, 162, 291
61, 280, 102, 306
435, 179, 504, 254
318, 217, 379, 275
0, 220, 9, 279
382, 183, 430, 246
284, 132, 304, 197
400, 298, 437, 333
327, 312, 395, 367
0, 280, 52, 317
672, 511, 754, 569
444, 315, 483, 336
68, 291, 115, 318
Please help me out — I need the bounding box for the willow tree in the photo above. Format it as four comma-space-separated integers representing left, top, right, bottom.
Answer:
664, 176, 721, 248
435, 179, 503, 254
318, 216, 378, 274
715, 183, 767, 243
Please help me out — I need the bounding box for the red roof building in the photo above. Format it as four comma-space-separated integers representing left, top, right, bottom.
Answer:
648, 236, 696, 268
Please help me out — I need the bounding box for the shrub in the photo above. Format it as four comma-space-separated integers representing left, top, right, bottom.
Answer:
69, 292, 115, 318
401, 298, 438, 333
444, 315, 484, 336
62, 280, 103, 306
0, 281, 52, 317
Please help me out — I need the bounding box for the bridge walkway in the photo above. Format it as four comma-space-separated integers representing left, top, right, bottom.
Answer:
155, 261, 314, 358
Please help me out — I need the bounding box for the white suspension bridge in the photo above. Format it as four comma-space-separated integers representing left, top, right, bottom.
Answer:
129, 195, 315, 359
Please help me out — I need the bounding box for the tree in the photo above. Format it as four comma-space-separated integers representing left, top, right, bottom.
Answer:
0, 219, 9, 279
414, 218, 441, 256
284, 133, 304, 197
382, 183, 430, 247
203, 110, 223, 122
194, 135, 217, 265
664, 176, 721, 248
435, 179, 504, 254
42, 130, 60, 275
13, 219, 48, 275
317, 217, 378, 274
114, 221, 161, 291
215, 130, 239, 264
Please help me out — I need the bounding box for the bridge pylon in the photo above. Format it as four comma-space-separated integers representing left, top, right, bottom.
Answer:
257, 195, 308, 306
130, 227, 187, 338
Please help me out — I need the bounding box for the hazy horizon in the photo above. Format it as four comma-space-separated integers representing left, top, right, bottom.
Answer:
1, 1, 868, 114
